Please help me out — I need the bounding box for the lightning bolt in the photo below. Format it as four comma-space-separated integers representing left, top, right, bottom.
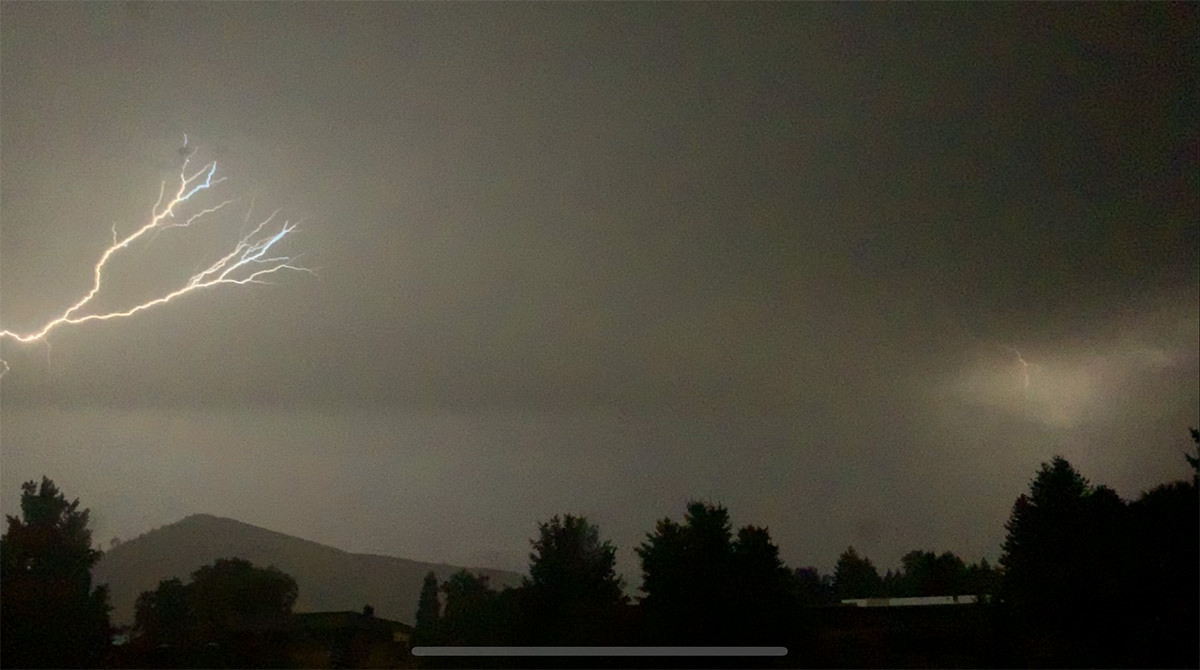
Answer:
0, 141, 311, 375
950, 317, 1035, 391
1003, 345, 1032, 390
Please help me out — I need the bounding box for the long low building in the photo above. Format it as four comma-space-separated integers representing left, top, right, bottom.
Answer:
840, 595, 980, 607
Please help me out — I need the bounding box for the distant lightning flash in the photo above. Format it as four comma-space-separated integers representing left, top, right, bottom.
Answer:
951, 317, 1035, 391
0, 141, 310, 375
1004, 345, 1032, 390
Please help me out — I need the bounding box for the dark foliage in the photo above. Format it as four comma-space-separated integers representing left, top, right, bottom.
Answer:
188, 557, 298, 642
636, 502, 736, 643
963, 557, 1000, 600
793, 566, 837, 607
1123, 476, 1199, 667
404, 427, 1196, 668
413, 570, 442, 646
999, 444, 1199, 668
879, 549, 998, 599
129, 556, 297, 667
0, 477, 112, 668
832, 546, 883, 600
728, 525, 798, 643
134, 577, 191, 648
16, 428, 1200, 669
636, 501, 798, 646
522, 514, 627, 645
437, 569, 511, 646
1185, 427, 1199, 484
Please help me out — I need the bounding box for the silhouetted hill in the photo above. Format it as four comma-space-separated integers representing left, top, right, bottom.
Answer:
92, 514, 523, 627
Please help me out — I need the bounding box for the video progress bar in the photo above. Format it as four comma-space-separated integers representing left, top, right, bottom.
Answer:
412, 646, 788, 657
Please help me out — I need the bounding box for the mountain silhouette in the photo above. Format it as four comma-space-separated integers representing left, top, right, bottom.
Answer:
92, 514, 523, 627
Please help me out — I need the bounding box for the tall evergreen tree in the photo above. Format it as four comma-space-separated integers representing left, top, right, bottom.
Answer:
637, 501, 798, 644
999, 456, 1131, 665
729, 525, 796, 642
525, 514, 625, 644
1124, 432, 1200, 667
999, 457, 1093, 618
637, 501, 736, 643
414, 571, 442, 645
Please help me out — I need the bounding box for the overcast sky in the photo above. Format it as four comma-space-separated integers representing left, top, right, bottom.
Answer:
2, 2, 1197, 582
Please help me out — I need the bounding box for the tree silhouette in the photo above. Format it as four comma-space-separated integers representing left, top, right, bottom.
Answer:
793, 567, 836, 606
892, 550, 969, 597
438, 569, 512, 647
134, 577, 192, 648
441, 570, 494, 620
187, 557, 297, 643
1000, 457, 1094, 617
636, 501, 798, 645
414, 570, 442, 646
832, 546, 883, 600
0, 476, 112, 668
1124, 437, 1200, 668
728, 525, 797, 642
128, 557, 297, 667
524, 514, 626, 644
1186, 426, 1199, 486
963, 557, 1000, 600
999, 457, 1134, 665
131, 556, 297, 653
637, 501, 737, 643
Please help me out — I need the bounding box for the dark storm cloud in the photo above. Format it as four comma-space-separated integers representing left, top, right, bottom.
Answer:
2, 3, 1197, 577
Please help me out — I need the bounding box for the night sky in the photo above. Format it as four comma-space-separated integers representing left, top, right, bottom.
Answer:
1, 3, 1197, 581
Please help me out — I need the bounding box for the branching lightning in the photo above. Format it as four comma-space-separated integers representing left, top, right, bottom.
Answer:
0, 141, 310, 375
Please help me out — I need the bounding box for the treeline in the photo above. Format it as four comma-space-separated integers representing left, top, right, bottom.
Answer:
1, 430, 1196, 668
128, 557, 299, 666
411, 507, 1003, 648
793, 546, 1001, 605
996, 451, 1199, 667
412, 430, 1199, 667
407, 511, 999, 669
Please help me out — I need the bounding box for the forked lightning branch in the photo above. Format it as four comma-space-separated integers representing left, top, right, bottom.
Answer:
0, 140, 311, 375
